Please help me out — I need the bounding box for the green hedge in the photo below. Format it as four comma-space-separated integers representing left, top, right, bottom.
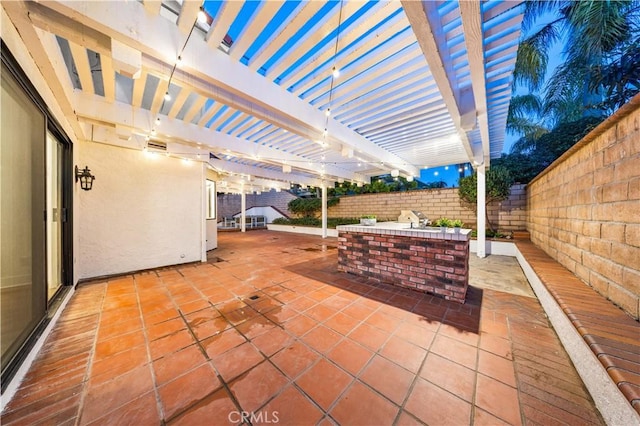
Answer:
271, 217, 361, 228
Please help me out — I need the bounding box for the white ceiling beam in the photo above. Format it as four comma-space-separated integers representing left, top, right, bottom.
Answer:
167, 86, 191, 119
209, 159, 325, 189
459, 1, 491, 167
143, 0, 162, 17
248, 1, 324, 71
150, 77, 169, 116
280, 1, 396, 89
131, 70, 148, 108
336, 73, 430, 120
231, 117, 260, 137
205, 0, 244, 49
68, 40, 94, 94
197, 102, 224, 127
297, 28, 416, 101
265, 1, 361, 80
1, 3, 84, 141
182, 95, 208, 123
401, 0, 476, 164
483, 2, 520, 21
176, 0, 200, 34
100, 54, 115, 102
72, 91, 361, 183
228, 1, 283, 61
209, 107, 237, 131
218, 112, 247, 133
27, 0, 420, 177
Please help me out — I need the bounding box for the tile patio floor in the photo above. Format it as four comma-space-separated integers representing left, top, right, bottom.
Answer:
1, 231, 604, 425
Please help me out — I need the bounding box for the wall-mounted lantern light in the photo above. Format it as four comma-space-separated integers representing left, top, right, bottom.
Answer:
75, 165, 95, 191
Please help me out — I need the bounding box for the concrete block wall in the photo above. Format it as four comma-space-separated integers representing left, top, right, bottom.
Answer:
328, 185, 527, 232
527, 95, 640, 319
217, 190, 296, 221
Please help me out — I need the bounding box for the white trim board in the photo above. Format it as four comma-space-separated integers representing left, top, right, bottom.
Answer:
266, 224, 338, 238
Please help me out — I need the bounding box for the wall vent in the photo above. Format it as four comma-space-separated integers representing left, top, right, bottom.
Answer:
147, 140, 167, 151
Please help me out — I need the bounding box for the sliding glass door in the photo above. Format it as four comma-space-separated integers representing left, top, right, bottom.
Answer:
0, 60, 47, 373
1, 43, 73, 386
47, 132, 65, 301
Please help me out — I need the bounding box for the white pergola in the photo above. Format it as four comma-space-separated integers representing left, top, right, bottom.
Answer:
2, 0, 525, 256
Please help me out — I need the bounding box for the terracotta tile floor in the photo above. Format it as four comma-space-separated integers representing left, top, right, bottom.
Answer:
1, 231, 605, 425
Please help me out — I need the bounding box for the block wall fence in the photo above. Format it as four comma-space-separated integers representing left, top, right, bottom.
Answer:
217, 185, 527, 232
327, 185, 527, 232
216, 191, 296, 220
527, 94, 640, 320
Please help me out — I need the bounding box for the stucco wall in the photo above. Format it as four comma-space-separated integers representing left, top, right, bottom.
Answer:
77, 142, 204, 279
527, 95, 640, 319
327, 185, 527, 232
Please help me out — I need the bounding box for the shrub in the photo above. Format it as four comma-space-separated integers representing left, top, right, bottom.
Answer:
287, 197, 339, 218
270, 217, 360, 228
458, 166, 513, 232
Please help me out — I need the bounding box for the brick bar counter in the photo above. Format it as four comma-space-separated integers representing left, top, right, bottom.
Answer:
336, 222, 471, 303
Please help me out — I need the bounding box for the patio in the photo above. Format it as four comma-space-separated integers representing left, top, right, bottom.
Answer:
1, 231, 603, 425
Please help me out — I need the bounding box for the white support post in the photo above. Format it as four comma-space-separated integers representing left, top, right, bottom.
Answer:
477, 164, 486, 258
321, 184, 328, 238
240, 191, 246, 233
201, 163, 207, 262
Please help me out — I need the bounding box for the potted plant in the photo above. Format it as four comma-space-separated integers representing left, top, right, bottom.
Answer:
433, 217, 452, 232
451, 219, 464, 234
360, 214, 377, 226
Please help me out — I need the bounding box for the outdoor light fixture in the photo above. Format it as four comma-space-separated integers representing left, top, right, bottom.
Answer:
75, 165, 95, 191
332, 67, 340, 78
390, 169, 400, 178
164, 92, 171, 101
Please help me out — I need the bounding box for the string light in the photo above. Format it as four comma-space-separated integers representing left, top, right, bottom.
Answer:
150, 6, 203, 145
320, 0, 344, 146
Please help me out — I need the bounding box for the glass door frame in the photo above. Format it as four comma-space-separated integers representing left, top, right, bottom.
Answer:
1, 40, 74, 390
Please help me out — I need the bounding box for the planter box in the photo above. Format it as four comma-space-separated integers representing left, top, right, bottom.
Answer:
266, 224, 339, 237
360, 218, 377, 226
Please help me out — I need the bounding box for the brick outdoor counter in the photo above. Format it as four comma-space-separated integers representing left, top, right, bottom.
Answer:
336, 222, 471, 303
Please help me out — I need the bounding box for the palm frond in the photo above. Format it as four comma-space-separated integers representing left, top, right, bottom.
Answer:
521, 0, 563, 33
513, 21, 561, 91
508, 94, 543, 119
506, 116, 548, 140
562, 0, 633, 64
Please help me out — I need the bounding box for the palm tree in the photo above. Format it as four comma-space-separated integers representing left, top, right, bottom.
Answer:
509, 0, 640, 138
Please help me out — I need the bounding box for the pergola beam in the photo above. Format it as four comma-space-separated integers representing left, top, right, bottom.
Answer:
34, 0, 418, 178
72, 91, 359, 183
401, 0, 477, 164
460, 0, 491, 167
